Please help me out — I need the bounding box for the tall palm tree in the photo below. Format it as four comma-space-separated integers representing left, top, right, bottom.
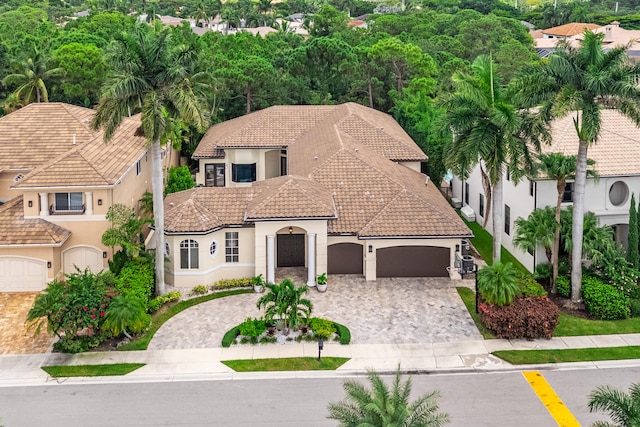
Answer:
2, 49, 64, 105
514, 30, 640, 302
92, 22, 208, 296
536, 152, 597, 291
560, 206, 616, 268
328, 368, 449, 427
256, 278, 312, 335
443, 54, 540, 262
588, 382, 640, 427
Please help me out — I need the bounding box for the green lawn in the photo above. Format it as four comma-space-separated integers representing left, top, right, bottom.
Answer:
555, 313, 640, 336
118, 289, 253, 351
456, 287, 495, 339
222, 357, 350, 372
460, 216, 529, 275
42, 363, 145, 377
493, 346, 640, 364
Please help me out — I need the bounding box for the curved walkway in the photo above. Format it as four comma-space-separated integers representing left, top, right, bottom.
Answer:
149, 276, 481, 350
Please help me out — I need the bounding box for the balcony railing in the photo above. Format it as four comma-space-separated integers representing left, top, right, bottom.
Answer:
49, 204, 85, 215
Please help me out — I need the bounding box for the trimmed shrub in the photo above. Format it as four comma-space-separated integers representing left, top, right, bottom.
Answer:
631, 299, 640, 318
114, 258, 154, 308
222, 326, 240, 347
147, 291, 182, 313
189, 285, 209, 297
517, 273, 547, 298
477, 261, 519, 306
310, 317, 336, 339
238, 317, 266, 338
212, 278, 252, 290
556, 276, 570, 298
581, 276, 630, 320
333, 321, 351, 345
479, 296, 559, 340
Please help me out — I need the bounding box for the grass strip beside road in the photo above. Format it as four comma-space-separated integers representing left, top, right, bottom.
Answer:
42, 363, 145, 377
222, 357, 350, 372
494, 346, 640, 364
456, 287, 495, 339
119, 288, 253, 351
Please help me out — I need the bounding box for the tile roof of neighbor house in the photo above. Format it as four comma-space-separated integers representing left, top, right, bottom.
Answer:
542, 22, 601, 37
0, 196, 71, 245
538, 109, 640, 178
0, 103, 96, 172
14, 113, 148, 188
167, 104, 471, 238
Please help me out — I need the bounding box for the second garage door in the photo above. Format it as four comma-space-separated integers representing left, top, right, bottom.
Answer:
376, 246, 449, 278
0, 256, 47, 292
328, 243, 363, 274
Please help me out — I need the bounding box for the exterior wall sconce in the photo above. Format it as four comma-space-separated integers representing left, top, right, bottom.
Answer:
103, 251, 108, 258
368, 245, 373, 253
97, 199, 102, 206
288, 226, 293, 234
47, 262, 52, 269
28, 200, 33, 207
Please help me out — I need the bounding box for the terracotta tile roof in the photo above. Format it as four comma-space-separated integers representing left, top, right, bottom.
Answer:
246, 176, 336, 220
0, 103, 96, 172
164, 187, 255, 233
0, 196, 71, 246
15, 114, 148, 188
172, 103, 469, 239
541, 22, 601, 37
539, 109, 640, 177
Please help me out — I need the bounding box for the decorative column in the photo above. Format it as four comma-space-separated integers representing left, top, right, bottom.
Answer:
84, 192, 93, 215
307, 233, 316, 287
266, 234, 275, 284
39, 192, 48, 216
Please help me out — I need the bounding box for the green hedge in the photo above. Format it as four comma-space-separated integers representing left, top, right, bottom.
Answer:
212, 278, 252, 290
582, 276, 630, 320
333, 321, 351, 345
222, 326, 241, 348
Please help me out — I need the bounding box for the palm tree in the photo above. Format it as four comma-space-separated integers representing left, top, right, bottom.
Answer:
442, 54, 541, 262
92, 22, 208, 296
560, 206, 616, 268
256, 278, 312, 335
514, 30, 640, 302
513, 206, 556, 269
477, 261, 519, 307
588, 382, 640, 427
102, 295, 150, 339
328, 367, 449, 427
536, 153, 597, 291
2, 49, 64, 105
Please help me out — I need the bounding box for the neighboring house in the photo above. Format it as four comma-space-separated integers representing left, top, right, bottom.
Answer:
450, 110, 640, 272
164, 103, 472, 287
535, 21, 640, 60
0, 103, 177, 292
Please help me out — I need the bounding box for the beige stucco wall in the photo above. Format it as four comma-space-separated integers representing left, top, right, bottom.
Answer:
0, 171, 28, 202
195, 148, 282, 187
166, 227, 256, 288
398, 161, 421, 173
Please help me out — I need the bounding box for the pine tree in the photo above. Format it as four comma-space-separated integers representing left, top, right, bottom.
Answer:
627, 193, 639, 269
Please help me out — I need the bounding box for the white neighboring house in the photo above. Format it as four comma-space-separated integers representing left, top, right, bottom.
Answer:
451, 109, 640, 272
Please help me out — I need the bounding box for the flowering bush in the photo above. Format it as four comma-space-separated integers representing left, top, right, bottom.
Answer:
27, 268, 117, 353
479, 296, 559, 339
600, 256, 639, 298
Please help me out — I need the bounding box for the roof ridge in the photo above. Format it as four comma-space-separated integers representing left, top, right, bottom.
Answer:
359, 190, 406, 233
60, 103, 96, 134
77, 145, 111, 184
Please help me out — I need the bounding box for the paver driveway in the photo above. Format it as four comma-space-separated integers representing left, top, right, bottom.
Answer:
149, 275, 481, 350
0, 293, 54, 355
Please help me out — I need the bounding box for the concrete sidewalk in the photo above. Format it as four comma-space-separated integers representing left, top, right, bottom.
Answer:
2, 333, 640, 386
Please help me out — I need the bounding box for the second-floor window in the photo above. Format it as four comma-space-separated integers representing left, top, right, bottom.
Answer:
136, 160, 142, 175
464, 182, 469, 205
505, 204, 511, 235
205, 164, 225, 187
54, 192, 83, 212
232, 163, 256, 183
562, 183, 574, 203
479, 193, 484, 217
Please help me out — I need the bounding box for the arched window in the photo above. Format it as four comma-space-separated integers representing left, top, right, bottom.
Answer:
180, 239, 199, 269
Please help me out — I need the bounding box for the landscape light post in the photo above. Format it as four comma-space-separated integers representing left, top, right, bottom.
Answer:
318, 337, 324, 362
474, 263, 479, 314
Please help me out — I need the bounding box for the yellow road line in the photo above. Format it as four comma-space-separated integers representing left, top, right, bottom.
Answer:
522, 371, 581, 427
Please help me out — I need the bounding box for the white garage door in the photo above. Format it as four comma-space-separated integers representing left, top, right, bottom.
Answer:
0, 257, 47, 292
63, 246, 103, 274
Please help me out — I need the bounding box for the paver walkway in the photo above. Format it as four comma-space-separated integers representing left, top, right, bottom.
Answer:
0, 293, 53, 355
149, 275, 481, 350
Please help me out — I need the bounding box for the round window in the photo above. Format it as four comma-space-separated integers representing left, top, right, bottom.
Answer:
164, 241, 170, 257
209, 241, 217, 257
609, 181, 629, 206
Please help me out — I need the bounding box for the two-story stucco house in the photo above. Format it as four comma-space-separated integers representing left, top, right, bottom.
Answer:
163, 103, 472, 288
0, 103, 177, 291
451, 109, 640, 272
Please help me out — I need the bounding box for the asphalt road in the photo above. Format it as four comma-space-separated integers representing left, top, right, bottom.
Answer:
0, 367, 638, 426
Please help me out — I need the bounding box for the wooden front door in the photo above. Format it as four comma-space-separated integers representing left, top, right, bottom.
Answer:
277, 234, 305, 267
